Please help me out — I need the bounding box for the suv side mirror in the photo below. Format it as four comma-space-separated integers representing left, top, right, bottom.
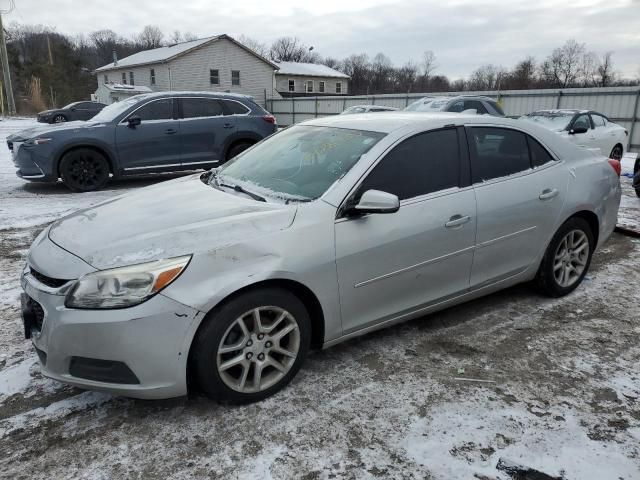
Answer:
346, 189, 400, 216
569, 126, 588, 135
127, 116, 142, 128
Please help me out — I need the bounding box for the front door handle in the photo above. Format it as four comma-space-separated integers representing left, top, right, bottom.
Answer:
223, 123, 234, 129
445, 215, 471, 228
164, 128, 178, 135
539, 188, 559, 200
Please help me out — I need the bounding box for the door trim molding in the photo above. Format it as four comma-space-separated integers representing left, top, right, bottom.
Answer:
354, 245, 475, 288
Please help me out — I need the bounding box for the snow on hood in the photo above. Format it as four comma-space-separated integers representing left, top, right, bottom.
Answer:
8, 121, 104, 141
48, 175, 297, 270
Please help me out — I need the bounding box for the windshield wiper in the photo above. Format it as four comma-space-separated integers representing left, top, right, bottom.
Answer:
217, 181, 267, 202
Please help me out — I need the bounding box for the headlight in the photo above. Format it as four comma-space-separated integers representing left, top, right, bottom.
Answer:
24, 137, 52, 146
65, 255, 191, 309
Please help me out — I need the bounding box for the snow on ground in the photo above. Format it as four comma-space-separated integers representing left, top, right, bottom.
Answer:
0, 117, 639, 479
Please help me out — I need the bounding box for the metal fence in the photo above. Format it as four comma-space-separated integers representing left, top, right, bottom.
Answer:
267, 86, 640, 152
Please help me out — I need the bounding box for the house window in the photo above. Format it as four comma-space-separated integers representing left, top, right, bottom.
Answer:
288, 79, 295, 92
129, 71, 134, 85
121, 72, 127, 84
336, 82, 342, 93
103, 75, 108, 84
319, 81, 325, 93
210, 69, 219, 85
231, 70, 240, 86
306, 80, 313, 93
150, 69, 156, 85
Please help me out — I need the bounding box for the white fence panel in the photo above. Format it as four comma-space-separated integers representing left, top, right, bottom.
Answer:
267, 86, 640, 151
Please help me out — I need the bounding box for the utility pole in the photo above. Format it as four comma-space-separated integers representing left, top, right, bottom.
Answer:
0, 12, 15, 115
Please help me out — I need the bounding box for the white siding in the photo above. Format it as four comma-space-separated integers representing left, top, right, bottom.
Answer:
168, 38, 277, 104
275, 75, 348, 95
102, 64, 171, 92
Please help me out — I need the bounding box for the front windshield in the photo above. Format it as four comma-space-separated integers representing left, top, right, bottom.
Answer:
62, 102, 80, 109
522, 112, 573, 130
218, 125, 386, 201
90, 96, 148, 123
342, 106, 367, 114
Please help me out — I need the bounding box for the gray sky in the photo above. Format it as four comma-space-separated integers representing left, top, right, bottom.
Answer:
6, 0, 640, 78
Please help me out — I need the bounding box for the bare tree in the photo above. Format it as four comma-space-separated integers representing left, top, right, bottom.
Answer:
170, 30, 183, 44
269, 37, 318, 63
507, 56, 537, 89
340, 53, 370, 95
395, 61, 419, 93
595, 51, 615, 87
322, 57, 340, 69
468, 64, 507, 90
238, 34, 268, 57
183, 32, 199, 42
421, 50, 438, 84
136, 25, 164, 50
540, 39, 587, 88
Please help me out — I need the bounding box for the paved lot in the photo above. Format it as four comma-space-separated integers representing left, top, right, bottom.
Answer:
1, 119, 639, 479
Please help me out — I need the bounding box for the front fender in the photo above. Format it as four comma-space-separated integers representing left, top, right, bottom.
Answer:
52, 132, 119, 174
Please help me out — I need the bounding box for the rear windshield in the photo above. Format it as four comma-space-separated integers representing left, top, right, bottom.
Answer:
521, 112, 573, 131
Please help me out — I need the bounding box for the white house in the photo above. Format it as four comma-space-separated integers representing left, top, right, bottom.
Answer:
274, 62, 350, 97
94, 35, 280, 106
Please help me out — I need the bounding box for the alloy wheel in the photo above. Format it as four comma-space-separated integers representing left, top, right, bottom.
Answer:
553, 229, 589, 288
216, 306, 300, 393
66, 155, 106, 189
54, 115, 66, 123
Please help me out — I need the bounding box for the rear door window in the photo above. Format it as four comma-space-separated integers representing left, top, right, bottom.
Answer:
223, 100, 250, 115
527, 136, 554, 168
470, 127, 530, 182
464, 100, 488, 114
359, 128, 461, 200
448, 101, 465, 113
181, 98, 224, 118
590, 114, 606, 128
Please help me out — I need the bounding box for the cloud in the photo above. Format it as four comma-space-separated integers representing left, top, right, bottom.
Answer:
8, 0, 640, 78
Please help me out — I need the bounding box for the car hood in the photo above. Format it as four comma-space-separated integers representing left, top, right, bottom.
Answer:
8, 120, 104, 141
37, 109, 60, 116
48, 175, 297, 270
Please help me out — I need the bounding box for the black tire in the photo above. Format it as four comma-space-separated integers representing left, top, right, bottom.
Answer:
192, 287, 311, 403
59, 148, 110, 192
52, 114, 67, 123
536, 217, 595, 297
634, 160, 640, 197
225, 141, 253, 162
609, 144, 623, 161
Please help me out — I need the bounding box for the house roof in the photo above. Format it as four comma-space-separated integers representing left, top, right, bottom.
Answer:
96, 35, 279, 72
104, 83, 153, 94
275, 61, 349, 79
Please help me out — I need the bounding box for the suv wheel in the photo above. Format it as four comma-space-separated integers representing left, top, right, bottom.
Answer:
536, 217, 594, 297
192, 288, 311, 403
225, 141, 253, 162
59, 148, 110, 192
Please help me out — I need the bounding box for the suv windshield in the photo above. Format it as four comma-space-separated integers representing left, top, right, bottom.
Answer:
521, 112, 574, 131
217, 125, 385, 201
405, 98, 448, 112
91, 96, 149, 123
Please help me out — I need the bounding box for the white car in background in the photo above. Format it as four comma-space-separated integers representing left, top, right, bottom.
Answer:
341, 105, 398, 114
520, 109, 627, 160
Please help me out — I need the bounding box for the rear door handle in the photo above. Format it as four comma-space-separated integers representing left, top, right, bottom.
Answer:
445, 215, 471, 228
223, 123, 234, 129
539, 188, 559, 200
164, 128, 178, 135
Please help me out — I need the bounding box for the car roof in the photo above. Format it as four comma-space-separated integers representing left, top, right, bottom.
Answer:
304, 112, 521, 133
529, 109, 589, 115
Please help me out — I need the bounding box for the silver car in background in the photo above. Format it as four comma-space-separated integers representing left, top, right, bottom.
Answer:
21, 113, 621, 403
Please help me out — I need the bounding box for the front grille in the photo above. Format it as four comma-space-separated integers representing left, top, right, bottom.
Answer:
29, 267, 70, 288
69, 357, 140, 385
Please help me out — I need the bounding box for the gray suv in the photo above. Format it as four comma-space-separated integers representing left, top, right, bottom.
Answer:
8, 92, 277, 191
405, 95, 505, 116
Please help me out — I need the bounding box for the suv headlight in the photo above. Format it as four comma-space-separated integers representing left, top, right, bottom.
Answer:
65, 255, 191, 309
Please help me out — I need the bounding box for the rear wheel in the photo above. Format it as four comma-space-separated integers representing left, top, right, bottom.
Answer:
536, 217, 594, 297
225, 141, 253, 162
59, 148, 110, 192
53, 114, 67, 123
609, 144, 623, 161
192, 288, 311, 403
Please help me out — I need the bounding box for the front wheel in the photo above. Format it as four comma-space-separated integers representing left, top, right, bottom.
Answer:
536, 217, 594, 297
192, 288, 311, 403
59, 148, 110, 192
53, 114, 67, 123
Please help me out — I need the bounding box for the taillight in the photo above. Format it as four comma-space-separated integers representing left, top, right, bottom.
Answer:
262, 115, 276, 124
608, 158, 621, 177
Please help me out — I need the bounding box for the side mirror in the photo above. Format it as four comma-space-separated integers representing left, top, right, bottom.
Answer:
70, 107, 76, 111
346, 189, 400, 216
569, 126, 588, 135
127, 116, 142, 128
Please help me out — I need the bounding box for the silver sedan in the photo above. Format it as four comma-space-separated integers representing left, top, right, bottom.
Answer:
21, 113, 621, 402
